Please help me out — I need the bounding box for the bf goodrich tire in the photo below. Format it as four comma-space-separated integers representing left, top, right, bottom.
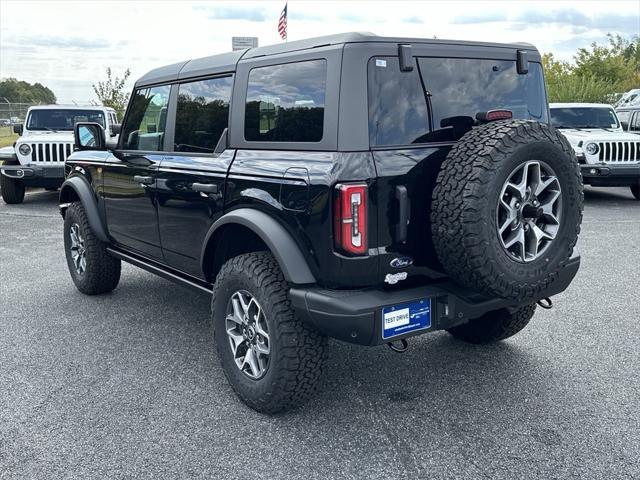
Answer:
631, 184, 640, 200
63, 202, 121, 295
447, 304, 536, 344
431, 120, 583, 301
0, 174, 25, 204
212, 252, 327, 414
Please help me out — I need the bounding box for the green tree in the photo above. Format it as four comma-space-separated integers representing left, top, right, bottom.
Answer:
543, 34, 639, 104
0, 78, 56, 104
92, 67, 131, 119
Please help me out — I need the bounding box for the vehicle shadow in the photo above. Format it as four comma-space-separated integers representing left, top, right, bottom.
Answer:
583, 186, 636, 204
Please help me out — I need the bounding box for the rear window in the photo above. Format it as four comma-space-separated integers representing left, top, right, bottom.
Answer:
550, 107, 620, 129
368, 57, 548, 146
245, 60, 326, 142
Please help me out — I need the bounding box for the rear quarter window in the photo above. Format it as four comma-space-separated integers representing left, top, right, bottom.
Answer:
244, 59, 327, 142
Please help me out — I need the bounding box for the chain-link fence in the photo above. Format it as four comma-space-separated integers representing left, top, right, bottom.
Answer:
0, 102, 36, 138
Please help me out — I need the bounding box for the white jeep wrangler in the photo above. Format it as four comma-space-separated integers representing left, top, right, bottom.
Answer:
0, 105, 119, 204
550, 103, 640, 200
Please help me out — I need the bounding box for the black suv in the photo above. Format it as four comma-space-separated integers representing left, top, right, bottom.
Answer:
61, 33, 583, 413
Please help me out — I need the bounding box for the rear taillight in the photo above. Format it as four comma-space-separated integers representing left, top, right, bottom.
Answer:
334, 183, 368, 255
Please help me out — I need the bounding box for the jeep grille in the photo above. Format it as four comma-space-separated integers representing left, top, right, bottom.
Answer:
30, 143, 73, 163
597, 141, 640, 163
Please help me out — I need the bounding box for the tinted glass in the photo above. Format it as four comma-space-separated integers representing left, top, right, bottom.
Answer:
175, 76, 233, 153
550, 107, 620, 129
631, 112, 640, 131
418, 58, 547, 142
27, 109, 105, 131
367, 57, 429, 146
121, 85, 170, 151
245, 60, 326, 142
368, 58, 548, 145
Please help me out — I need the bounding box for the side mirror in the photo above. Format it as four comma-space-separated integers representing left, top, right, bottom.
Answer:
110, 123, 121, 136
13, 124, 23, 135
621, 121, 629, 130
74, 122, 106, 151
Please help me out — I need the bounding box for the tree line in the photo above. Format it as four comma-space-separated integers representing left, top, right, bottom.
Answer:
543, 34, 639, 103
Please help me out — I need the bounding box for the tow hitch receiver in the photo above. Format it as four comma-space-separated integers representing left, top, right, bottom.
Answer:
387, 339, 409, 353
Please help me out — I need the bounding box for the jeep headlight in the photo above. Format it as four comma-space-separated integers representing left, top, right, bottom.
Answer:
585, 142, 599, 155
18, 143, 31, 156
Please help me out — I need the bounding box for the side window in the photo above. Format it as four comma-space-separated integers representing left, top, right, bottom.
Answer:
245, 60, 326, 142
120, 85, 170, 151
174, 76, 233, 153
631, 112, 640, 131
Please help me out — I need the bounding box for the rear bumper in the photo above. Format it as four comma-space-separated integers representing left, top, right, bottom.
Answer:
291, 255, 580, 346
581, 164, 640, 187
0, 163, 65, 184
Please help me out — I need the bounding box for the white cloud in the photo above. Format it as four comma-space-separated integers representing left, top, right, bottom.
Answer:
0, 0, 638, 103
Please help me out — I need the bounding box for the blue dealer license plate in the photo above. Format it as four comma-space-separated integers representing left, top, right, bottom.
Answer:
382, 298, 431, 340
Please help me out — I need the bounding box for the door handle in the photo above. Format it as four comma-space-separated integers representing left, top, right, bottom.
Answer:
133, 175, 154, 185
191, 183, 219, 194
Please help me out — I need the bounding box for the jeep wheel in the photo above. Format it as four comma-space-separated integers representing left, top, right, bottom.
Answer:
631, 184, 640, 201
431, 120, 583, 301
0, 174, 25, 204
63, 202, 121, 295
212, 252, 327, 414
447, 304, 536, 344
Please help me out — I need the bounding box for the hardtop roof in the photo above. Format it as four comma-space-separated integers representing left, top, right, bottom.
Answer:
135, 31, 539, 88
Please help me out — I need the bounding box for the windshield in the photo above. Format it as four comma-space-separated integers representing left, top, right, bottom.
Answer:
26, 109, 105, 131
550, 107, 620, 129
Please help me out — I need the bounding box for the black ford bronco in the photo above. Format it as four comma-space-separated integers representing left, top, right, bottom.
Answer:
60, 33, 583, 413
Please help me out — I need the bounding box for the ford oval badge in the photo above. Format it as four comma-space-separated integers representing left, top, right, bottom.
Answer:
390, 256, 413, 268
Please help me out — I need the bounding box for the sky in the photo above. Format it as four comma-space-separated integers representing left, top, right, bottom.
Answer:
1, 0, 639, 103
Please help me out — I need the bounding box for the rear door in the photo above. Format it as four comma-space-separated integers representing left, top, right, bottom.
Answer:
102, 85, 170, 260
156, 75, 234, 278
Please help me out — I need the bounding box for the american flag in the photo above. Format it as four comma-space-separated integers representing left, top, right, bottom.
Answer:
278, 3, 287, 40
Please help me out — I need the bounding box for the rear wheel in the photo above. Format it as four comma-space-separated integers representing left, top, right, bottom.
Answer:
631, 184, 640, 200
63, 202, 121, 295
0, 174, 25, 204
212, 252, 327, 414
447, 304, 536, 344
431, 120, 583, 301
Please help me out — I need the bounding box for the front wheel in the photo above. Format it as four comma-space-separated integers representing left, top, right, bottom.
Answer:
447, 304, 536, 344
63, 202, 121, 295
0, 174, 25, 204
631, 184, 640, 201
212, 252, 327, 414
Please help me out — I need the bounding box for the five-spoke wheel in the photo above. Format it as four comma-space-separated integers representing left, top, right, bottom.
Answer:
69, 223, 87, 275
497, 160, 562, 262
225, 290, 270, 380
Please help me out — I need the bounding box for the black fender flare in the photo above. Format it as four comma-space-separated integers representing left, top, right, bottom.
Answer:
59, 176, 109, 243
201, 208, 316, 285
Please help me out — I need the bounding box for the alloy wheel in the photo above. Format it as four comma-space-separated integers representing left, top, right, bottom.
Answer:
496, 160, 562, 262
225, 290, 270, 380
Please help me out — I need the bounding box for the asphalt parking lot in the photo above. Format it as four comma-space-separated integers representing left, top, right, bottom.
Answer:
0, 187, 638, 479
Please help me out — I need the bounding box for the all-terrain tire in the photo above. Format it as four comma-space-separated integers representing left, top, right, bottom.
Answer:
212, 252, 327, 414
431, 120, 583, 301
0, 174, 25, 204
447, 304, 536, 344
631, 184, 640, 200
63, 202, 121, 295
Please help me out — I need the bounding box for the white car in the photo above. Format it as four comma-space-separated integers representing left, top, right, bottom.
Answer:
0, 105, 120, 204
550, 103, 640, 200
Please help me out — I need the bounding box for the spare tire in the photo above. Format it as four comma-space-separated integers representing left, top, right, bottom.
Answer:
431, 120, 583, 300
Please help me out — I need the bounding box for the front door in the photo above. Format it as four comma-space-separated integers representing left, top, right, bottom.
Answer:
156, 75, 234, 278
103, 84, 171, 260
